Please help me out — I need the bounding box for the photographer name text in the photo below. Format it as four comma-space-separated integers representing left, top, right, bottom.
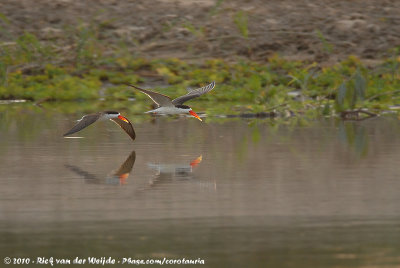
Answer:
4, 256, 205, 265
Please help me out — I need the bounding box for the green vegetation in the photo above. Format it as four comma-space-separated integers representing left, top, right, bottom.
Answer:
1, 22, 400, 119
315, 29, 334, 53
233, 11, 249, 39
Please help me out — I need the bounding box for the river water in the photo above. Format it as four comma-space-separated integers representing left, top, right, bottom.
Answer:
0, 104, 399, 267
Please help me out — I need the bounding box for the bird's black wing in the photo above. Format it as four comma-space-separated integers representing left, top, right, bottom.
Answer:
110, 117, 136, 141
63, 113, 101, 136
126, 84, 173, 107
172, 81, 215, 105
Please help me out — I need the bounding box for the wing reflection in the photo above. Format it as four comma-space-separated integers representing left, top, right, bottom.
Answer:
65, 150, 136, 185
147, 155, 216, 190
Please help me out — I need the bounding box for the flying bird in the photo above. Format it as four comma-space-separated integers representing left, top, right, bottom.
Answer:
63, 111, 135, 141
126, 81, 216, 121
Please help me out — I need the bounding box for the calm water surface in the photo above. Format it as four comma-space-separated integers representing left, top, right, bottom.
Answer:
1, 104, 400, 267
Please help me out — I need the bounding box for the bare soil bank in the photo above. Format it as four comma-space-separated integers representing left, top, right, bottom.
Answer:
1, 0, 399, 64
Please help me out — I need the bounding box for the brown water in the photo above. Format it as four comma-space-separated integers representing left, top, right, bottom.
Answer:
1, 104, 400, 267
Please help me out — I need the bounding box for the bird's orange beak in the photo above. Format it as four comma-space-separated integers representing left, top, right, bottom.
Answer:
189, 110, 202, 121
118, 115, 129, 123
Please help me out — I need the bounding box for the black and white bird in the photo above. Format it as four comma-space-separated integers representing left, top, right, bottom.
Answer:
63, 111, 135, 141
126, 81, 216, 121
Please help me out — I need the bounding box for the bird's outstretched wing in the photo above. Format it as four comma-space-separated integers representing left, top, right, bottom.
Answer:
126, 84, 174, 107
63, 113, 101, 136
110, 117, 136, 141
172, 81, 215, 105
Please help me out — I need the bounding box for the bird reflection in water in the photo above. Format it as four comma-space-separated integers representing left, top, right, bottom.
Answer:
65, 150, 136, 186
147, 155, 216, 190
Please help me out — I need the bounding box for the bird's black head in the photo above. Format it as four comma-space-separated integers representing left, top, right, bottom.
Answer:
104, 111, 119, 114
175, 104, 190, 109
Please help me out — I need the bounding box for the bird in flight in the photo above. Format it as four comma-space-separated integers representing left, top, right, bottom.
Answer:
126, 81, 216, 121
63, 111, 135, 141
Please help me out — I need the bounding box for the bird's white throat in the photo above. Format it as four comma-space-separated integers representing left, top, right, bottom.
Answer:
102, 113, 120, 120
146, 106, 191, 115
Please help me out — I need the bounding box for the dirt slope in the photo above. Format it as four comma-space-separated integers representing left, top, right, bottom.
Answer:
1, 0, 399, 64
